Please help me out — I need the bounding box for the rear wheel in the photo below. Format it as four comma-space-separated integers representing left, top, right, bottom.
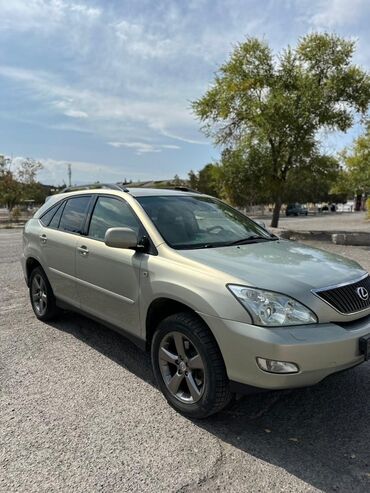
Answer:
151, 312, 232, 418
29, 267, 58, 321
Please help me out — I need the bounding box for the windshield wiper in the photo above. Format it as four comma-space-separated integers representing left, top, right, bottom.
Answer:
174, 243, 216, 250
228, 235, 277, 246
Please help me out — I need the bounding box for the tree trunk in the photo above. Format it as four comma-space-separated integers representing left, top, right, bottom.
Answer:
270, 198, 282, 228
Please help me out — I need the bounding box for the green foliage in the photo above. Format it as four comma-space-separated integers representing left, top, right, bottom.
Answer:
23, 182, 50, 204
284, 155, 340, 203
193, 33, 370, 226
332, 125, 370, 200
0, 156, 45, 209
343, 125, 370, 193
220, 146, 270, 205
220, 145, 340, 206
0, 171, 23, 210
188, 164, 223, 197
188, 170, 198, 190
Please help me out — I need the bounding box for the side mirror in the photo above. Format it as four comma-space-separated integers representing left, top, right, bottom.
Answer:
104, 227, 138, 249
256, 220, 266, 229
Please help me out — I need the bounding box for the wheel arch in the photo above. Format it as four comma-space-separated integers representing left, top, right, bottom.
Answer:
25, 257, 45, 286
145, 297, 213, 351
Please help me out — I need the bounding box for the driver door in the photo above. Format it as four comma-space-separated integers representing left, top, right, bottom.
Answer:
75, 195, 143, 336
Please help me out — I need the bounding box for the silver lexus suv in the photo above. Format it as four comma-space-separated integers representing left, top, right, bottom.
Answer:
22, 187, 370, 417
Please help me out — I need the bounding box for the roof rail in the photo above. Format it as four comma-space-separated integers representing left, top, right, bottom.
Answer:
172, 186, 201, 194
61, 183, 129, 193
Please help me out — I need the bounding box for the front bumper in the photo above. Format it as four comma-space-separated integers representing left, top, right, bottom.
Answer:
200, 313, 370, 390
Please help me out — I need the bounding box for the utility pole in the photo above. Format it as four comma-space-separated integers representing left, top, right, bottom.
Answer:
67, 163, 72, 187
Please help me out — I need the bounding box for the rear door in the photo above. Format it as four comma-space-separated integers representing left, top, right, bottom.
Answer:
75, 195, 143, 336
40, 195, 92, 308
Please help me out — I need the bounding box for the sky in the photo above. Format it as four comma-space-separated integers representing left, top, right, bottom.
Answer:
0, 0, 369, 186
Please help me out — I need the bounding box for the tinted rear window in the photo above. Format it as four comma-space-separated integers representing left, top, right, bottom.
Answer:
40, 202, 62, 226
49, 201, 65, 229
59, 196, 91, 233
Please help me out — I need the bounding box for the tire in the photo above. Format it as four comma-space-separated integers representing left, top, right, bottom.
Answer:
29, 266, 58, 321
151, 312, 232, 418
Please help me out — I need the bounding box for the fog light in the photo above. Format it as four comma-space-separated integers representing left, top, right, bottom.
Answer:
257, 357, 299, 374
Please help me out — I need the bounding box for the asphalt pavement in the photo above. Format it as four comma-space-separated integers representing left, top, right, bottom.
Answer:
1, 230, 369, 492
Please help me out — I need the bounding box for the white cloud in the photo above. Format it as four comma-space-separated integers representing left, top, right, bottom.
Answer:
0, 64, 203, 146
64, 109, 88, 118
108, 141, 181, 155
0, 0, 101, 32
53, 100, 88, 118
0, 1, 279, 154
2, 0, 368, 183
37, 157, 135, 185
7, 155, 126, 185
304, 0, 369, 28
114, 20, 173, 59
161, 145, 181, 149
69, 3, 101, 18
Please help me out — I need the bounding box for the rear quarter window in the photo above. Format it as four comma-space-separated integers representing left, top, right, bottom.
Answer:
48, 202, 65, 229
40, 202, 63, 227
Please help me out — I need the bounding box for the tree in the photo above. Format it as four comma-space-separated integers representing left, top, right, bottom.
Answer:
283, 154, 340, 203
0, 154, 11, 175
173, 174, 183, 187
16, 157, 43, 184
0, 156, 44, 209
332, 125, 370, 208
188, 163, 223, 197
0, 171, 22, 210
220, 145, 339, 207
193, 33, 370, 226
200, 164, 223, 197
188, 170, 198, 190
220, 145, 271, 206
343, 125, 370, 195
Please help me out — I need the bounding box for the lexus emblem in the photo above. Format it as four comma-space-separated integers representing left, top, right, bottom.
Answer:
356, 287, 369, 301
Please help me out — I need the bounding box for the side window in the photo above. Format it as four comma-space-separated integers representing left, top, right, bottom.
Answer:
49, 201, 65, 229
40, 202, 61, 226
88, 196, 140, 241
59, 196, 91, 233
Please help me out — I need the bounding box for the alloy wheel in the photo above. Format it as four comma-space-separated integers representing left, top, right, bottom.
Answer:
31, 274, 48, 317
158, 331, 205, 403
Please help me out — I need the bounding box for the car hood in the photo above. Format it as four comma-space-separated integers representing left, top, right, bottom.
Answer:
179, 240, 366, 292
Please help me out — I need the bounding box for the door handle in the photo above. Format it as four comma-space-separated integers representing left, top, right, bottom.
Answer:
77, 245, 89, 256
39, 234, 47, 244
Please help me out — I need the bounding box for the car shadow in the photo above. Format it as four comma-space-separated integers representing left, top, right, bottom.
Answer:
47, 312, 370, 493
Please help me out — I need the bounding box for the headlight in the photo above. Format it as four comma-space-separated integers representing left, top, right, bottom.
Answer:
228, 285, 317, 326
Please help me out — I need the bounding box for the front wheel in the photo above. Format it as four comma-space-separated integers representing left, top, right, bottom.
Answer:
151, 312, 232, 418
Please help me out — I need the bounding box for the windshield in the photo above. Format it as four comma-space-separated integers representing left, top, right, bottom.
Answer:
137, 195, 276, 249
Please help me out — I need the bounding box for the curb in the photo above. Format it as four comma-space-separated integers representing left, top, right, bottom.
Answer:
277, 229, 370, 246
332, 233, 370, 246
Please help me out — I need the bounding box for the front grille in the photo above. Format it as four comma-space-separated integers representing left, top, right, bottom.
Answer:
313, 275, 370, 314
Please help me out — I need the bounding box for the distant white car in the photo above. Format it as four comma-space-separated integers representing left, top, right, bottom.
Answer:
337, 202, 355, 212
